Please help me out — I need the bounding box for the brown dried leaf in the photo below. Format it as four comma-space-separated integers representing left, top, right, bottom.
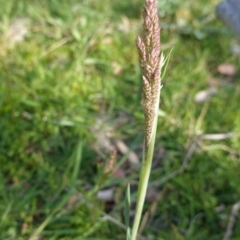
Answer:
218, 63, 237, 76
114, 139, 139, 166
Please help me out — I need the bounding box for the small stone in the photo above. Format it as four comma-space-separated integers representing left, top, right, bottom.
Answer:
194, 87, 218, 103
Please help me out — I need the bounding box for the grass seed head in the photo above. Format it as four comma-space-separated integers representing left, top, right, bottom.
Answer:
136, 0, 161, 149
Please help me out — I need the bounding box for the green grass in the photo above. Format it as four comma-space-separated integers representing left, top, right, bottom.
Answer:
1, 0, 240, 239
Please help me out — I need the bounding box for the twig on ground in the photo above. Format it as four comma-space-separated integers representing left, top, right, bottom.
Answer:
200, 132, 240, 140
223, 201, 240, 240
202, 144, 239, 156
154, 138, 199, 187
153, 131, 240, 187
114, 139, 140, 166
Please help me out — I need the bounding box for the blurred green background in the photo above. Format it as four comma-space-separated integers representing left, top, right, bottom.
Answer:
1, 0, 240, 239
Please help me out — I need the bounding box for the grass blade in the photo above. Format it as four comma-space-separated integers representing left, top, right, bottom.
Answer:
124, 184, 131, 240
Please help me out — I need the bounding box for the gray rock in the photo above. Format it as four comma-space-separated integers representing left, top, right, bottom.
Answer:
216, 0, 240, 39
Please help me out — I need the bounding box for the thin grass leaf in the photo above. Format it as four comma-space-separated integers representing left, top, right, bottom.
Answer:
71, 139, 83, 183
29, 193, 70, 240
124, 184, 131, 240
161, 48, 173, 79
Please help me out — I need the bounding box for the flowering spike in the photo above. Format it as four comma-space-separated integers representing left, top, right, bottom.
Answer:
136, 0, 161, 149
